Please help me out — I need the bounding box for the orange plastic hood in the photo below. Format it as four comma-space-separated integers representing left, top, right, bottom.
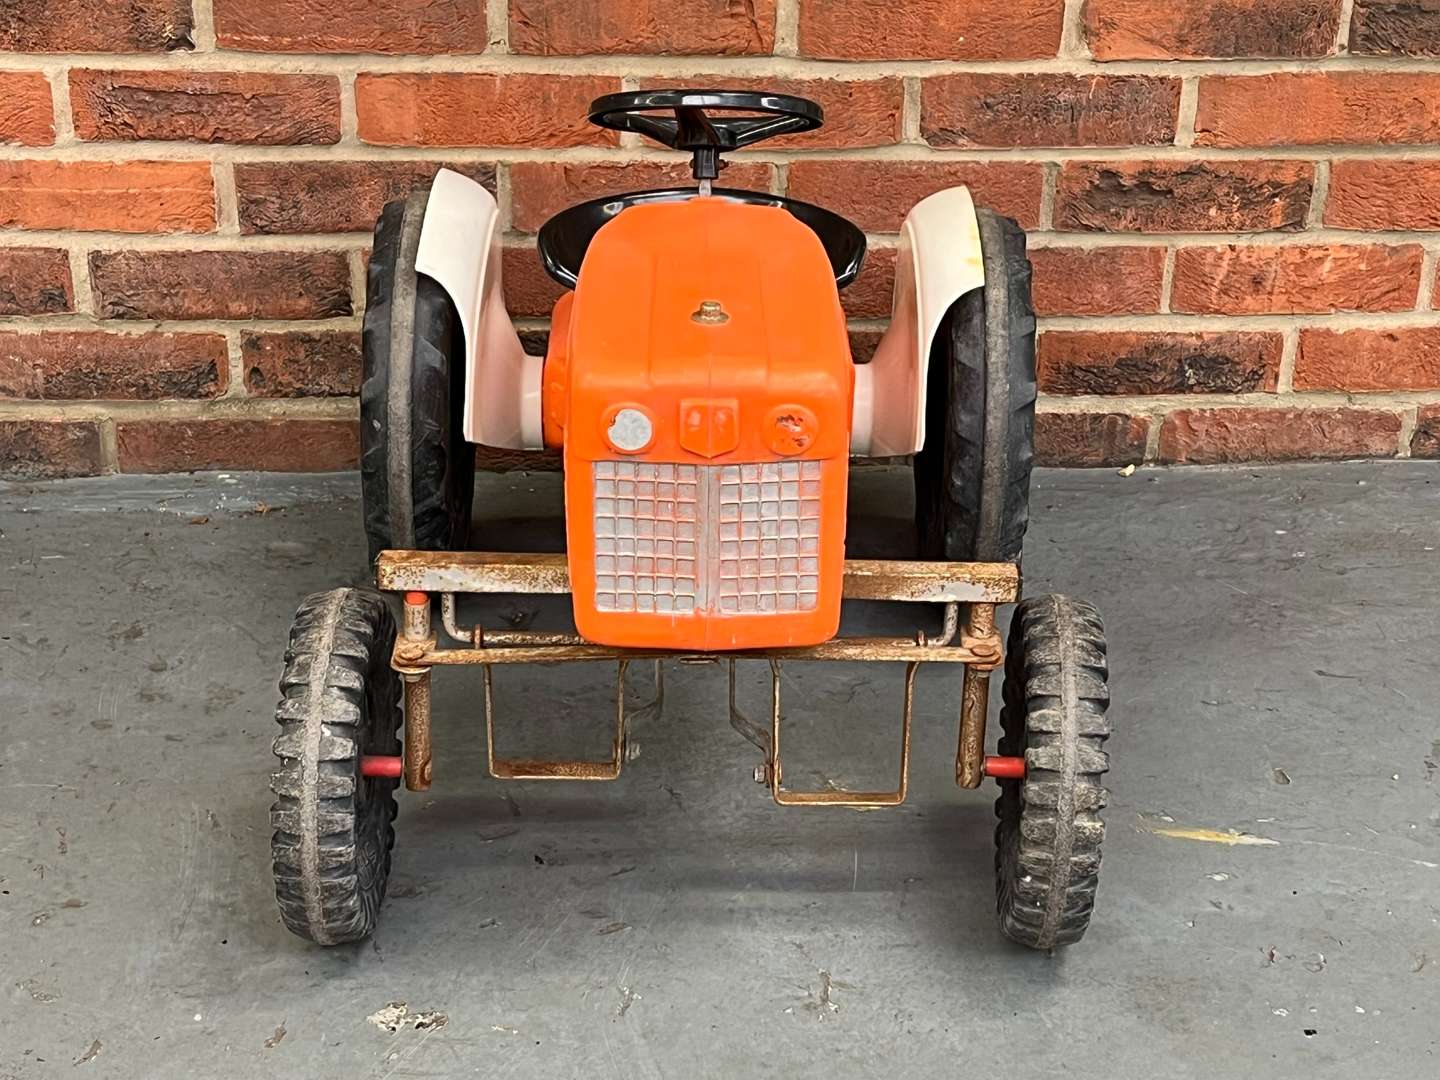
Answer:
557, 196, 853, 651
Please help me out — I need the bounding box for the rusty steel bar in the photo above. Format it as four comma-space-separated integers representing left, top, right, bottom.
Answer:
402, 671, 432, 792
377, 550, 1019, 604
413, 638, 989, 666
956, 603, 997, 790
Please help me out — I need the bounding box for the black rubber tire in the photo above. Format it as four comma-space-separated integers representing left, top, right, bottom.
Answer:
361, 190, 474, 563
994, 595, 1111, 949
270, 588, 401, 945
914, 208, 1037, 563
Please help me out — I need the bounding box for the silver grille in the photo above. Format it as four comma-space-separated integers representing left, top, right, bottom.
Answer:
593, 460, 822, 615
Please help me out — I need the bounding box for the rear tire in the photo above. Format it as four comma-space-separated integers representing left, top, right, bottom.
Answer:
270, 588, 401, 945
994, 595, 1111, 949
361, 190, 474, 562
914, 208, 1036, 564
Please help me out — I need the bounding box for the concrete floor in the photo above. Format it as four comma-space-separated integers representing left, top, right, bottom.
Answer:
1, 462, 1437, 1078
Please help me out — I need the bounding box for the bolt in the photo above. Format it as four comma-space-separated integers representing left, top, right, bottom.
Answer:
753, 764, 768, 784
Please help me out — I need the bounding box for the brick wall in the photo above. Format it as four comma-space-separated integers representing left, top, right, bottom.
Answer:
2, 1, 1440, 479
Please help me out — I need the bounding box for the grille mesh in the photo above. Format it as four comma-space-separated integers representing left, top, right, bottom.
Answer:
592, 460, 822, 615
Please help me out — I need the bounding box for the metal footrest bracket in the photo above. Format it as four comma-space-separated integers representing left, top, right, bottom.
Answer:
729, 658, 917, 808
482, 659, 664, 780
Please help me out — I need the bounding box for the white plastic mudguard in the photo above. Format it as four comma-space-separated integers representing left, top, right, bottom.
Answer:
415, 168, 544, 450
851, 186, 986, 457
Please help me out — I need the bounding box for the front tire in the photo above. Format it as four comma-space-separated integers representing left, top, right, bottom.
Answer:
994, 595, 1111, 949
270, 588, 401, 945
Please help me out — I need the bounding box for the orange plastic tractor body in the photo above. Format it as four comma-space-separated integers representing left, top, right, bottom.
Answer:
542, 197, 853, 651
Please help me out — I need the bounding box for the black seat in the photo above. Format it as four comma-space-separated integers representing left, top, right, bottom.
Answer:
536, 188, 866, 290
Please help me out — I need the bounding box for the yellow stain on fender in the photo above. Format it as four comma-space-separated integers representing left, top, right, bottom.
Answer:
1144, 823, 1280, 846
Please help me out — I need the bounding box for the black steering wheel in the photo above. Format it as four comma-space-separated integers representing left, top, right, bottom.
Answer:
588, 89, 823, 181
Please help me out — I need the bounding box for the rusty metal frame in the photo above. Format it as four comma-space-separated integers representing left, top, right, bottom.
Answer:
380, 550, 1015, 804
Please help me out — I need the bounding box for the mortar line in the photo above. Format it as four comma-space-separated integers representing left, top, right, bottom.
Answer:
1059, 0, 1089, 59
221, 328, 246, 398
1418, 247, 1438, 313
1276, 326, 1300, 392
901, 77, 922, 145
213, 160, 240, 235
774, 0, 800, 57
338, 70, 359, 143
496, 161, 514, 232
192, 0, 218, 52
1158, 247, 1176, 313
771, 161, 789, 197
6, 52, 1440, 78
1307, 159, 1332, 229
66, 243, 95, 316
0, 314, 363, 334
97, 414, 119, 473
1142, 411, 1164, 462
1175, 78, 1199, 148
16, 141, 1440, 166
48, 65, 75, 145
485, 0, 510, 52
1038, 162, 1059, 231
1335, 0, 1357, 55
0, 398, 360, 421
348, 249, 368, 317
1398, 405, 1419, 456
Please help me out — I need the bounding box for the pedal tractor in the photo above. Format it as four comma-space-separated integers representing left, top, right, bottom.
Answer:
269, 91, 1112, 950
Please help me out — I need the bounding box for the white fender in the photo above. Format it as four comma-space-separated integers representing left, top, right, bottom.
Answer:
851, 186, 985, 457
415, 168, 544, 450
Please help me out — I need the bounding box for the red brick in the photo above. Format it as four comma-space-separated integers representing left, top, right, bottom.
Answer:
642, 77, 903, 149
213, 0, 486, 53
511, 0, 775, 55
90, 251, 351, 321
1293, 327, 1440, 392
357, 74, 619, 148
0, 331, 225, 399
841, 246, 896, 319
508, 160, 771, 233
849, 329, 883, 364
1409, 404, 1440, 457
1196, 73, 1440, 147
70, 70, 340, 145
236, 161, 495, 235
1038, 331, 1282, 395
1350, 1, 1440, 57
502, 244, 568, 318
1086, 0, 1342, 59
798, 0, 1064, 60
0, 421, 104, 480
1035, 412, 1149, 467
1055, 160, 1313, 233
1158, 407, 1402, 464
0, 160, 215, 233
242, 331, 360, 397
786, 160, 1044, 233
922, 74, 1179, 148
0, 73, 54, 146
1030, 246, 1165, 316
1326, 161, 1440, 230
0, 249, 72, 316
117, 419, 358, 472
1172, 245, 1425, 315
0, 1, 193, 52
